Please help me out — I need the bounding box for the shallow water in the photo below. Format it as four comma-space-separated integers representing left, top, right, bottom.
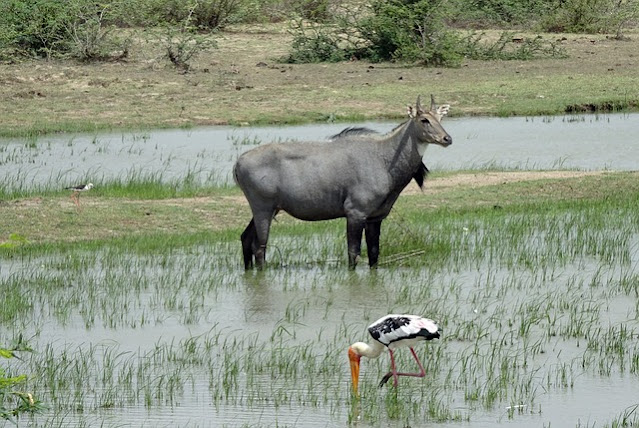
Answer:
2, 222, 639, 427
0, 113, 638, 191
2, 116, 639, 427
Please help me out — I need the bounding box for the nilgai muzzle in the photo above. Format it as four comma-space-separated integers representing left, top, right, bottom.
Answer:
233, 95, 452, 269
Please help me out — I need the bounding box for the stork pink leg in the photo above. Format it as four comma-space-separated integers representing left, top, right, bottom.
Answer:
379, 347, 426, 388
394, 348, 426, 378
389, 348, 399, 387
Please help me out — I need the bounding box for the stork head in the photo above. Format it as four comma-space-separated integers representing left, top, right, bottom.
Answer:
348, 345, 362, 397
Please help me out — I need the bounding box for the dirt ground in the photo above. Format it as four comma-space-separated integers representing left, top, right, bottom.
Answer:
1, 25, 638, 135
401, 170, 606, 195
3, 169, 637, 245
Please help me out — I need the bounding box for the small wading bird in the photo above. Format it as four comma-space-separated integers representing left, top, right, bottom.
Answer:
66, 183, 93, 207
348, 314, 441, 396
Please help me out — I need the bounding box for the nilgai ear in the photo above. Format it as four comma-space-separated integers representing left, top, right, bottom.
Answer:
415, 95, 424, 114
435, 104, 451, 121
407, 105, 416, 118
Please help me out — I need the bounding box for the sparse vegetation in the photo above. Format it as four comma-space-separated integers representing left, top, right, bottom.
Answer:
153, 4, 218, 71
1, 170, 639, 426
0, 0, 636, 135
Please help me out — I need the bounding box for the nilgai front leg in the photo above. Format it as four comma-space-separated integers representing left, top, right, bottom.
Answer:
365, 220, 382, 268
240, 219, 258, 270
346, 217, 366, 269
252, 213, 273, 270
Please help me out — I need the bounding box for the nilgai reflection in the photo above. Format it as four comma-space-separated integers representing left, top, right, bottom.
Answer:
233, 95, 452, 269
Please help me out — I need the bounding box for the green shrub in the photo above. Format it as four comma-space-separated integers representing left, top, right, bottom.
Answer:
294, 0, 332, 22
0, 0, 78, 59
605, 0, 639, 39
462, 31, 567, 60
540, 0, 608, 32
67, 4, 131, 61
192, 0, 245, 29
143, 0, 248, 30
448, 0, 552, 27
0, 0, 129, 61
151, 3, 218, 71
539, 0, 639, 34
286, 0, 465, 67
284, 22, 349, 63
357, 0, 464, 66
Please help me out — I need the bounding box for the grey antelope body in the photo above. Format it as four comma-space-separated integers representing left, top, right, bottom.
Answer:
233, 96, 452, 269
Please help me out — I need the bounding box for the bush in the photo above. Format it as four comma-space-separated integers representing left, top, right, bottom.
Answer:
294, 0, 332, 22
539, 0, 639, 34
287, 33, 348, 63
284, 22, 349, 63
0, 0, 129, 61
151, 3, 218, 71
357, 0, 464, 66
284, 0, 570, 66
448, 0, 552, 27
142, 0, 248, 30
0, 0, 78, 59
605, 0, 639, 39
540, 0, 608, 32
462, 32, 567, 60
285, 0, 465, 67
68, 4, 131, 61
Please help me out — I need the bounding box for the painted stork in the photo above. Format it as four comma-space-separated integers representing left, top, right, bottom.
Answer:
348, 314, 440, 396
65, 183, 93, 207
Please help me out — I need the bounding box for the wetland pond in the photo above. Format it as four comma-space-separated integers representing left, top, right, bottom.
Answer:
1, 113, 639, 427
0, 113, 638, 190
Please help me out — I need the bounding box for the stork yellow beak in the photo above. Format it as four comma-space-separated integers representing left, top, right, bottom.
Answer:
348, 347, 361, 397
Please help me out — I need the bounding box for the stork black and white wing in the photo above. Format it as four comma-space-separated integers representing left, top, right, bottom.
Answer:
349, 313, 441, 395
368, 314, 439, 347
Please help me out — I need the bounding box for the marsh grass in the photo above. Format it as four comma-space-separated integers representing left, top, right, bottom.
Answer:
0, 166, 235, 201
1, 171, 639, 426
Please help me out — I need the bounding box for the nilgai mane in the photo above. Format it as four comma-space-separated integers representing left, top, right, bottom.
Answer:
233, 95, 452, 269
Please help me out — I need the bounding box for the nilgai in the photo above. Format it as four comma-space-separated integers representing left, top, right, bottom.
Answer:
233, 95, 452, 269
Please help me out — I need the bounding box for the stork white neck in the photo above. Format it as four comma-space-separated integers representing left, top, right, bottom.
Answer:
350, 341, 386, 359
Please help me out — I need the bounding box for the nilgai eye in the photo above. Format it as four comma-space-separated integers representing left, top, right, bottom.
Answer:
420, 118, 430, 124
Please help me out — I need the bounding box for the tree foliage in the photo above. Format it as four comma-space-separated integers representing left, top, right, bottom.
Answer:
284, 0, 570, 66
0, 0, 636, 64
357, 0, 464, 65
538, 0, 639, 36
0, 0, 130, 61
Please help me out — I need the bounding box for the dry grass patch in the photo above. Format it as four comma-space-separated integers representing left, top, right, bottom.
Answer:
2, 171, 637, 245
1, 27, 638, 136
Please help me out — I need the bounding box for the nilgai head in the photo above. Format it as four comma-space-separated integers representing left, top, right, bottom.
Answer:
407, 95, 452, 148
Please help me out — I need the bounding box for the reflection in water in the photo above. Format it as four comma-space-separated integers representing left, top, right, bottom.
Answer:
242, 270, 276, 321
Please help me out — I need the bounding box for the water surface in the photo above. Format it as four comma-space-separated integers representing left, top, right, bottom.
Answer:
2, 114, 639, 427
1, 113, 637, 191
2, 224, 639, 427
